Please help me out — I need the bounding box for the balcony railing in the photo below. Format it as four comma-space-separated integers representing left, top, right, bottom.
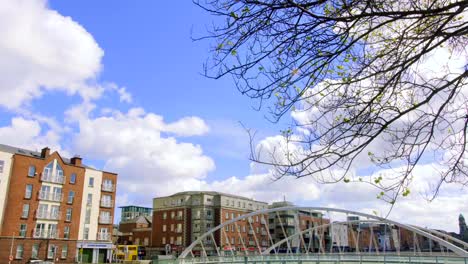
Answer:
33, 228, 58, 238
101, 184, 114, 192
36, 210, 60, 220
99, 216, 112, 224
100, 199, 113, 208
97, 233, 111, 241
41, 173, 65, 184
38, 191, 62, 202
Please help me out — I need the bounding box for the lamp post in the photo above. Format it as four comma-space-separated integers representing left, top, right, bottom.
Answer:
8, 232, 15, 264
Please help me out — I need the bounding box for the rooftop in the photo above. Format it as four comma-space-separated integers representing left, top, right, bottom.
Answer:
155, 191, 268, 204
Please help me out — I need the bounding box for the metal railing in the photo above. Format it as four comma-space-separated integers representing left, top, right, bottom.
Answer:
101, 184, 114, 192
41, 173, 65, 184
38, 191, 62, 202
33, 228, 58, 238
100, 199, 113, 208
99, 216, 112, 224
97, 232, 111, 241
175, 254, 468, 264
36, 210, 60, 220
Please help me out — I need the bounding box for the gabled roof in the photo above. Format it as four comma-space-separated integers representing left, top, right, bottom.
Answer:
120, 215, 152, 225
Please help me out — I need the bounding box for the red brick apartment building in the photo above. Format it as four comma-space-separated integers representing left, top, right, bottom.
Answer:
118, 215, 152, 246
152, 191, 269, 256
0, 144, 117, 264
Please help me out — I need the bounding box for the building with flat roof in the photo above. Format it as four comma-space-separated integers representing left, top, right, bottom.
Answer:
119, 205, 152, 222
152, 191, 269, 255
0, 144, 117, 264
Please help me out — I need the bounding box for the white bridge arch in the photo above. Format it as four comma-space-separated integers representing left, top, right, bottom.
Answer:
179, 207, 468, 259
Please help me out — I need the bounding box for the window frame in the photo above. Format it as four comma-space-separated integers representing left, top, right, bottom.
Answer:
21, 204, 29, 218
70, 173, 77, 184
19, 224, 27, 237
15, 244, 24, 259
24, 184, 33, 199
27, 165, 36, 177
88, 177, 94, 187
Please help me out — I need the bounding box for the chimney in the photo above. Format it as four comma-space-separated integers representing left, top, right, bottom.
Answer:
41, 147, 50, 158
71, 155, 82, 167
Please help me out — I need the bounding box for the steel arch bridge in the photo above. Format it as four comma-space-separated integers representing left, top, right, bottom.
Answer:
177, 206, 468, 262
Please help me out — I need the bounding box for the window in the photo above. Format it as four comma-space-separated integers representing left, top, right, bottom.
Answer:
171, 211, 175, 219
87, 193, 92, 205
170, 224, 174, 232
21, 204, 29, 218
231, 212, 235, 219
66, 208, 72, 222
170, 236, 174, 244
0, 160, 4, 173
238, 201, 241, 207
85, 208, 91, 224
231, 237, 235, 244
225, 225, 229, 231
28, 165, 36, 177
31, 244, 39, 259
47, 244, 55, 259
84, 227, 89, 240
64, 226, 70, 239
88, 177, 94, 187
25, 184, 33, 199
144, 237, 149, 246
162, 225, 166, 232
15, 244, 24, 259
162, 212, 167, 219
162, 237, 166, 244
19, 224, 27, 237
61, 245, 68, 259
225, 199, 229, 206
70, 173, 76, 184
225, 212, 229, 219
67, 191, 74, 204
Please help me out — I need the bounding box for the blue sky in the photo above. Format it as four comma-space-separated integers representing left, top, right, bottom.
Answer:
0, 0, 466, 231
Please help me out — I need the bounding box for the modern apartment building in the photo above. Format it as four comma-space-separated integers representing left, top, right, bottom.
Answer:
0, 144, 117, 264
152, 191, 269, 256
268, 201, 330, 253
119, 205, 152, 222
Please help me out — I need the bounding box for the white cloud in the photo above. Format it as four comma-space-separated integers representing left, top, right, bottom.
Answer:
71, 108, 215, 203
0, 0, 103, 109
0, 117, 66, 156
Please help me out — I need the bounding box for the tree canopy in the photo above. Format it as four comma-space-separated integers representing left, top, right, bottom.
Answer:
196, 0, 468, 203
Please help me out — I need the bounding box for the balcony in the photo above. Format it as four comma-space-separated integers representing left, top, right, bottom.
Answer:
100, 199, 113, 208
97, 233, 111, 241
38, 191, 62, 202
36, 210, 60, 220
101, 183, 114, 192
33, 228, 58, 239
41, 173, 65, 184
99, 216, 112, 224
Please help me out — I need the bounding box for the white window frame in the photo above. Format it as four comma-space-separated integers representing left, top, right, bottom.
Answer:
22, 204, 29, 218
16, 244, 24, 259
